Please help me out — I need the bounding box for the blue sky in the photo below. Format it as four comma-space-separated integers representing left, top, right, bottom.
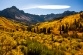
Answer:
0, 0, 83, 15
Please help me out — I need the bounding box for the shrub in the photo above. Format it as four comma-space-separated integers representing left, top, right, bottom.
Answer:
21, 41, 53, 55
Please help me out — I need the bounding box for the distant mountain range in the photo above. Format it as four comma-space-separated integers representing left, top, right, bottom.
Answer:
0, 6, 77, 25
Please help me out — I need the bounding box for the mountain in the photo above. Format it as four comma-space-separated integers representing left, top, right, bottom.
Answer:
0, 6, 45, 25
0, 6, 77, 25
40, 10, 77, 21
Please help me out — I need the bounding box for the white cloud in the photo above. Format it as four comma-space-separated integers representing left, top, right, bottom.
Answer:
22, 5, 71, 10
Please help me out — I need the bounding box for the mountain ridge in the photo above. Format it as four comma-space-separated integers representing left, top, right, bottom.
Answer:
0, 6, 78, 25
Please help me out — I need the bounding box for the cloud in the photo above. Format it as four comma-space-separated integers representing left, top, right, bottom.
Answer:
22, 5, 71, 10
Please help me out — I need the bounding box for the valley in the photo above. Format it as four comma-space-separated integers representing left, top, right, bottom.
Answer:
0, 10, 83, 55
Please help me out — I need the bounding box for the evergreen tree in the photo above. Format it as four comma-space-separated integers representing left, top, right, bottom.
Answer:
64, 23, 68, 33
33, 28, 36, 33
36, 26, 38, 33
27, 27, 32, 31
79, 23, 82, 28
39, 28, 43, 33
42, 28, 46, 34
47, 28, 51, 34
74, 19, 77, 25
62, 25, 65, 31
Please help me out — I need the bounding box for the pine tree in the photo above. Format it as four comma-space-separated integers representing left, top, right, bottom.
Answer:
36, 26, 39, 33
39, 28, 42, 33
62, 25, 65, 31
79, 23, 82, 28
64, 23, 68, 33
27, 27, 32, 31
33, 28, 36, 33
42, 28, 46, 34
47, 28, 51, 34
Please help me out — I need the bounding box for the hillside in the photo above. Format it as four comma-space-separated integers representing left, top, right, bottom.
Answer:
0, 17, 28, 31
31, 12, 83, 34
0, 12, 83, 55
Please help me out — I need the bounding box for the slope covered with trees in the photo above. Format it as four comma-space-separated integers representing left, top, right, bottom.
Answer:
0, 12, 83, 55
32, 12, 83, 35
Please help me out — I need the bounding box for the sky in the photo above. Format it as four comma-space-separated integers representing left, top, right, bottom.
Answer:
0, 0, 83, 15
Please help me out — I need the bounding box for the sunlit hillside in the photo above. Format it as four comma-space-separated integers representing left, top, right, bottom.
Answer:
0, 17, 55, 55
32, 12, 83, 34
0, 17, 28, 31
0, 12, 83, 55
